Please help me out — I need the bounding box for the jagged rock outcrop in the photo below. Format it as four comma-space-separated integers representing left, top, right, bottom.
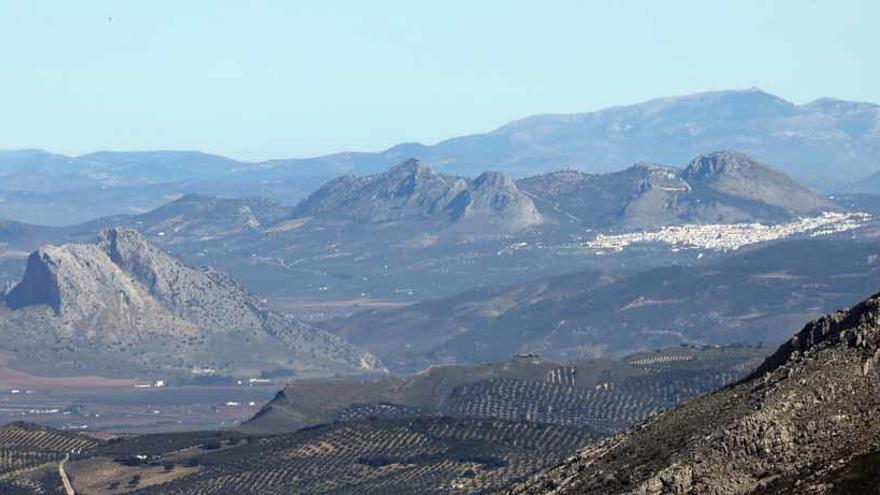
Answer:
291, 158, 542, 233
0, 228, 381, 378
506, 290, 880, 494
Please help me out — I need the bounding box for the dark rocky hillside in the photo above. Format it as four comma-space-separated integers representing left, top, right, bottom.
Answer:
0, 228, 380, 379
506, 289, 880, 495
322, 236, 880, 371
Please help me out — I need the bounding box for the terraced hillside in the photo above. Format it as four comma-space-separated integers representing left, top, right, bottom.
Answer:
246, 347, 767, 435
0, 421, 98, 453
0, 347, 767, 494
128, 417, 597, 494
0, 422, 100, 494
0, 419, 595, 494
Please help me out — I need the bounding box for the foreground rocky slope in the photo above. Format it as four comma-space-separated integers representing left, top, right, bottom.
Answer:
507, 290, 880, 494
0, 228, 380, 379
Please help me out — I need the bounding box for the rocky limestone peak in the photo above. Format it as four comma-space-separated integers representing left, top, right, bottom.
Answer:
97, 227, 176, 298
4, 227, 208, 329
384, 157, 432, 178
289, 159, 545, 235
375, 158, 456, 202
472, 170, 516, 190
0, 228, 382, 376
2, 239, 189, 338
749, 291, 880, 379
98, 227, 152, 262
446, 171, 543, 228
681, 150, 760, 181
680, 150, 836, 215
624, 162, 688, 195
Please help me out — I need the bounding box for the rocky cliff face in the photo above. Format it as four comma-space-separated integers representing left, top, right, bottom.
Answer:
506, 290, 880, 494
0, 228, 380, 378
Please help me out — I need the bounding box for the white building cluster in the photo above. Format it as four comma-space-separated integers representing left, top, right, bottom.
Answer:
586, 212, 870, 252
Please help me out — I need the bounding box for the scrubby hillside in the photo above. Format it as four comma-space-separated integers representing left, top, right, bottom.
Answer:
507, 290, 880, 494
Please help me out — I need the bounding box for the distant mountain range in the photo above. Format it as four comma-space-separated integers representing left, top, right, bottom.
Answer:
291, 151, 834, 232
0, 151, 846, 307
0, 228, 381, 379
509, 289, 880, 494
2, 88, 878, 224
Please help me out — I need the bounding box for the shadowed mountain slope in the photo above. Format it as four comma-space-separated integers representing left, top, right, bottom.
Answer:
321, 236, 880, 372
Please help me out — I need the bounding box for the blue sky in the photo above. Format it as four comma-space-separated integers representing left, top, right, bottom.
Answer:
1, 0, 877, 160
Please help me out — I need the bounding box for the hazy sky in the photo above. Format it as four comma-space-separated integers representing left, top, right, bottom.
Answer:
1, 1, 877, 160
